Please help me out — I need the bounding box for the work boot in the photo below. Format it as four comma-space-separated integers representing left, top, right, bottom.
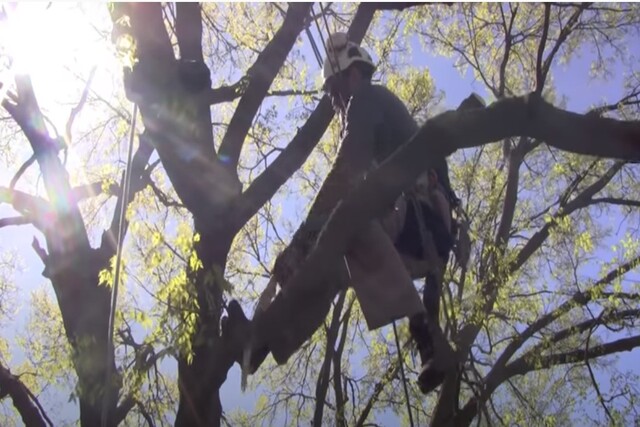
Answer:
409, 313, 454, 394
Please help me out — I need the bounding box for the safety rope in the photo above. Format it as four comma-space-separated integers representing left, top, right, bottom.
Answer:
101, 103, 138, 427
393, 321, 415, 427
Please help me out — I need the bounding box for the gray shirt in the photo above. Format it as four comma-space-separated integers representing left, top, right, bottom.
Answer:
284, 81, 449, 262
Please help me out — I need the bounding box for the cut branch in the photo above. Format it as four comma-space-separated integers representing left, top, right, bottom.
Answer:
217, 3, 312, 169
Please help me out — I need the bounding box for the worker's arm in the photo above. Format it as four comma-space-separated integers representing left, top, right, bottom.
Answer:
273, 89, 381, 285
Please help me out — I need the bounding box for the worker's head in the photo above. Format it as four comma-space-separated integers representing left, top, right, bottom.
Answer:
322, 33, 376, 113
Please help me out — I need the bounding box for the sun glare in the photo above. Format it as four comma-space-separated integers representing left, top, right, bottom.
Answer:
0, 2, 119, 188
0, 3, 115, 126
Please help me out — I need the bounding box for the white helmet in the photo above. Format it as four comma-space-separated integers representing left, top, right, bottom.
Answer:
322, 32, 376, 87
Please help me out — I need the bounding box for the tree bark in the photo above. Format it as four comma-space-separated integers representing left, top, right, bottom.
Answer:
0, 363, 48, 427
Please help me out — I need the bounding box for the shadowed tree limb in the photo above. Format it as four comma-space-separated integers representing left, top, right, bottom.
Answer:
0, 362, 51, 427
217, 3, 313, 170
0, 215, 30, 228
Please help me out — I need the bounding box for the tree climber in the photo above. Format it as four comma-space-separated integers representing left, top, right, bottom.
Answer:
225, 32, 467, 394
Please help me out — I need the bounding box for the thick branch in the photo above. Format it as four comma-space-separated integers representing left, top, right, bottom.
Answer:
231, 3, 379, 229
535, 4, 551, 94
7, 75, 90, 251
217, 3, 312, 169
252, 94, 640, 359
99, 134, 154, 256
0, 216, 30, 228
176, 3, 204, 62
207, 82, 318, 105
0, 187, 50, 220
507, 334, 640, 378
0, 363, 48, 427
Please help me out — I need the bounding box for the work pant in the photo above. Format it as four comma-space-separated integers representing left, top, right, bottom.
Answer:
252, 200, 425, 366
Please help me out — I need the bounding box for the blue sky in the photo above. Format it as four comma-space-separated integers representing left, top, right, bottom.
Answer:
1, 3, 639, 426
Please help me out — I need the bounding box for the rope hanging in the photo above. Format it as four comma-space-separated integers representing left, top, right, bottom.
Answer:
101, 103, 138, 427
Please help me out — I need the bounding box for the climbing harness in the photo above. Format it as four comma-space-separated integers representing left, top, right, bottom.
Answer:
100, 103, 138, 427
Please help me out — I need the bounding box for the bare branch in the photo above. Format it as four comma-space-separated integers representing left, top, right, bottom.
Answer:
454, 334, 640, 426
492, 255, 640, 378
508, 334, 640, 377
207, 82, 318, 105
0, 362, 49, 427
65, 66, 96, 145
0, 215, 30, 228
217, 3, 313, 169
535, 4, 551, 94
589, 90, 640, 116
137, 401, 155, 427
9, 155, 36, 190
99, 133, 154, 256
585, 316, 615, 424
540, 3, 592, 86
71, 181, 119, 201
513, 161, 624, 272
176, 3, 204, 62
497, 3, 518, 97
590, 197, 640, 208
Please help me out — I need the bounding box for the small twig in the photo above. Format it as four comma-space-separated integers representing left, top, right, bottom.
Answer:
9, 155, 36, 190
65, 66, 97, 145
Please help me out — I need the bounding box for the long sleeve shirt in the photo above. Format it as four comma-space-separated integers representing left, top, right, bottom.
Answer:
274, 81, 450, 284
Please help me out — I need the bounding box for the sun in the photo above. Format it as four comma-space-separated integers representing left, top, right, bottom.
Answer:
0, 2, 121, 189
0, 2, 117, 131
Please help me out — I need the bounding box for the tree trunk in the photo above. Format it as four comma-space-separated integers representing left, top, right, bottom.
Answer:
175, 228, 235, 427
47, 246, 119, 427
